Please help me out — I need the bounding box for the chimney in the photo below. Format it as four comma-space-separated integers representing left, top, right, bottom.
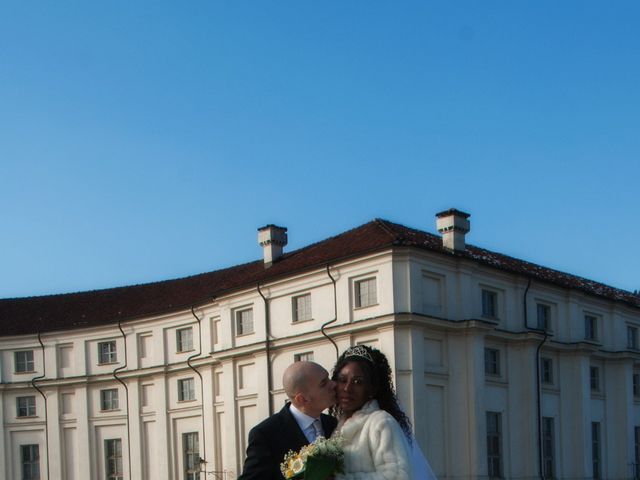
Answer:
257, 224, 288, 267
436, 209, 470, 251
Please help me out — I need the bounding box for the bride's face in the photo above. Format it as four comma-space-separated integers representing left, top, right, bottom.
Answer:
336, 361, 373, 418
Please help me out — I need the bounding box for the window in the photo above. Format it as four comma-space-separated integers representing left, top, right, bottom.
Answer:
486, 411, 502, 478
176, 327, 194, 353
629, 326, 639, 350
536, 304, 551, 331
98, 341, 117, 364
178, 378, 195, 401
236, 309, 254, 336
292, 294, 312, 322
17, 396, 36, 417
541, 358, 554, 385
212, 318, 221, 346
100, 389, 119, 411
183, 432, 200, 480
542, 417, 555, 479
294, 352, 314, 362
585, 315, 598, 341
141, 384, 153, 408
634, 373, 640, 398
15, 350, 35, 373
21, 444, 40, 480
590, 366, 600, 392
139, 334, 152, 359
59, 345, 73, 369
592, 422, 601, 479
484, 348, 500, 376
482, 289, 497, 318
355, 278, 377, 308
105, 439, 123, 480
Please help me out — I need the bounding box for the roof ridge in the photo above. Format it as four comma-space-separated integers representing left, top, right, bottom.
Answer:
372, 218, 405, 241
2, 217, 638, 337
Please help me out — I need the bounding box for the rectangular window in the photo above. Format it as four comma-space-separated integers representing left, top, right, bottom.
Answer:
178, 378, 195, 402
355, 278, 377, 308
21, 444, 40, 480
17, 396, 36, 417
541, 358, 554, 385
629, 326, 639, 350
212, 318, 221, 346
176, 327, 194, 353
294, 352, 314, 362
98, 341, 117, 364
590, 366, 600, 392
486, 411, 502, 478
537, 304, 551, 331
585, 315, 598, 341
139, 334, 154, 359
141, 384, 152, 408
183, 432, 200, 480
105, 439, 123, 480
15, 350, 35, 373
592, 422, 601, 479
292, 294, 312, 322
482, 289, 497, 318
484, 348, 500, 376
100, 389, 119, 411
235, 309, 254, 336
634, 373, 640, 398
542, 417, 555, 479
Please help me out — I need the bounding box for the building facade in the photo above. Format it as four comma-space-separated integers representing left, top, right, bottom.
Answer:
1, 210, 639, 480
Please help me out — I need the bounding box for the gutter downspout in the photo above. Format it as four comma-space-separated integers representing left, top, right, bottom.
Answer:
189, 306, 207, 472
523, 278, 549, 480
321, 264, 340, 361
257, 285, 274, 414
31, 330, 50, 480
113, 320, 132, 479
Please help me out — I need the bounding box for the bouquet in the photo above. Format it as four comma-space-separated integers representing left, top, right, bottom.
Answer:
280, 435, 344, 480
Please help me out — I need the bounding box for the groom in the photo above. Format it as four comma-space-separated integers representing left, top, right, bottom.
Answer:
238, 361, 338, 480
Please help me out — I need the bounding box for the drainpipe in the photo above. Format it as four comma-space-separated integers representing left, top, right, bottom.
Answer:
321, 264, 340, 361
188, 306, 207, 474
523, 278, 549, 480
113, 320, 132, 479
257, 285, 274, 414
31, 330, 50, 480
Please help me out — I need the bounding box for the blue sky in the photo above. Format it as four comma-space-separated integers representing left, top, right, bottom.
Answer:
1, 1, 638, 298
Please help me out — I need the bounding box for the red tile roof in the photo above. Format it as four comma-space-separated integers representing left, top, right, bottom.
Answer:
1, 219, 638, 336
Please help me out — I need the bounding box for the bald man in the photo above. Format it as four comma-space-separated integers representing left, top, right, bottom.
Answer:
238, 361, 337, 480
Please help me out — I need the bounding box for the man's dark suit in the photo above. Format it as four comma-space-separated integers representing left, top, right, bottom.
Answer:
238, 403, 338, 480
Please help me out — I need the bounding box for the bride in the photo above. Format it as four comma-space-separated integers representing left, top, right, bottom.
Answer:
330, 345, 436, 480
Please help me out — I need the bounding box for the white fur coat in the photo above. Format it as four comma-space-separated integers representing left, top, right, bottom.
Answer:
334, 400, 412, 480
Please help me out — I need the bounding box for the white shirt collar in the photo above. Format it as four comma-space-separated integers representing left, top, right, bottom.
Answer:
289, 403, 317, 431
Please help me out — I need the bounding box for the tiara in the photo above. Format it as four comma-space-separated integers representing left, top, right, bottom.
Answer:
343, 345, 374, 363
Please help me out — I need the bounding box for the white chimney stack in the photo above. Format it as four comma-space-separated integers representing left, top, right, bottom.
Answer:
257, 224, 288, 267
436, 209, 470, 251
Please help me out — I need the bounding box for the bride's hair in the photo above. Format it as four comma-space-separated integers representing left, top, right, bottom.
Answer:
330, 345, 413, 441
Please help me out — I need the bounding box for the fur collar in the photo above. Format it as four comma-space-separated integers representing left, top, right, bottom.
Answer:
336, 399, 381, 440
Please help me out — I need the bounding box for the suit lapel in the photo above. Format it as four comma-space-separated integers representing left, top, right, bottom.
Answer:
281, 403, 309, 450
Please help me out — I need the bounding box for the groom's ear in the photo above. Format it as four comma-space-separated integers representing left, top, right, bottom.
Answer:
293, 391, 307, 405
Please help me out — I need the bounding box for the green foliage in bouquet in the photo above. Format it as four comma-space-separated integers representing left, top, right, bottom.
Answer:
280, 435, 344, 480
